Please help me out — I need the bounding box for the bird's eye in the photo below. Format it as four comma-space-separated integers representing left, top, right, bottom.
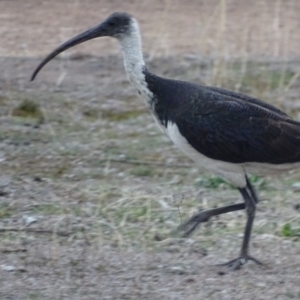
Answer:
108, 21, 115, 27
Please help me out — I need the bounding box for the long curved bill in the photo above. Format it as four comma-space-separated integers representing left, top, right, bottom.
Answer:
31, 23, 106, 81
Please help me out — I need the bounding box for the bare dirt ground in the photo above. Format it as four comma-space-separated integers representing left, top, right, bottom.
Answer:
1, 0, 300, 299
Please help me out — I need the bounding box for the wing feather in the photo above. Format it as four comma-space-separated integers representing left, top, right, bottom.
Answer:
175, 99, 300, 164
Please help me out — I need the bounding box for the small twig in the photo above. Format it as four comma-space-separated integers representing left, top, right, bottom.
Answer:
0, 248, 27, 253
172, 194, 184, 226
0, 227, 73, 237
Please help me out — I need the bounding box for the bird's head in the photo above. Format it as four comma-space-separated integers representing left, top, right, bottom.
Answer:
93, 12, 133, 39
31, 12, 134, 81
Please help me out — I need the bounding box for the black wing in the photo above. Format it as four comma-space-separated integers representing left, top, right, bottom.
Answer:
144, 70, 300, 164
204, 86, 290, 119
175, 98, 300, 164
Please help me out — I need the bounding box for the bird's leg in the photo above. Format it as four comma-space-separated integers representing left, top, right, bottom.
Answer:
246, 175, 259, 205
218, 176, 262, 270
178, 203, 245, 237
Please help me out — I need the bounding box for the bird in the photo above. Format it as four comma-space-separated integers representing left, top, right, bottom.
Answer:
31, 12, 300, 270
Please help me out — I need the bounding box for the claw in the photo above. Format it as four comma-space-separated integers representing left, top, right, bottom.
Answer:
217, 254, 263, 270
177, 210, 210, 237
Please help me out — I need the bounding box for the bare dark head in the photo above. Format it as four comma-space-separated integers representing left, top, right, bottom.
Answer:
31, 12, 134, 81
102, 12, 133, 38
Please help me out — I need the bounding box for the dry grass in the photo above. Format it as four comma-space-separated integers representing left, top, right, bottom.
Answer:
1, 54, 300, 299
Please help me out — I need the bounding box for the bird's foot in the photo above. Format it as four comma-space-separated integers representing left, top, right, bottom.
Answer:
177, 210, 211, 237
217, 254, 263, 270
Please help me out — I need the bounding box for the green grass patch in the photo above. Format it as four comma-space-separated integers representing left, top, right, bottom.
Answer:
214, 60, 296, 95
25, 292, 44, 300
12, 99, 44, 123
130, 166, 154, 177
249, 175, 267, 190
281, 223, 300, 237
240, 69, 295, 92
0, 203, 14, 219
113, 205, 148, 223
194, 174, 267, 190
195, 176, 231, 189
32, 204, 63, 215
0, 94, 9, 104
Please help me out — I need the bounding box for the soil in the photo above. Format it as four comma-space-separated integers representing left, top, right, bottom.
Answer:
1, 1, 300, 299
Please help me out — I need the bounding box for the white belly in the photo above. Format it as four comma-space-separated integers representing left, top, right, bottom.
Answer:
166, 122, 247, 187
153, 120, 300, 188
243, 161, 300, 175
